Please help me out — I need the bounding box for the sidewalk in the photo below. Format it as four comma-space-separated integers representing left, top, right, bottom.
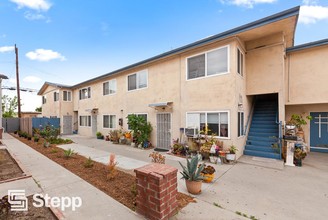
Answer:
1, 133, 142, 220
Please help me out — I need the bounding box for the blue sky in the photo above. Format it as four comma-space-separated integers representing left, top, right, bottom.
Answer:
0, 0, 328, 111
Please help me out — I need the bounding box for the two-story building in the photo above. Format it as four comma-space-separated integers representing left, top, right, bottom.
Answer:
38, 6, 328, 159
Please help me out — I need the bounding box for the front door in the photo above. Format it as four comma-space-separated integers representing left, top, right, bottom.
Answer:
62, 115, 73, 135
91, 115, 97, 137
310, 112, 328, 152
156, 113, 171, 150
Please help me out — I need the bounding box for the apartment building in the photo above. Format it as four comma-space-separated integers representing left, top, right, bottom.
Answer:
38, 6, 328, 159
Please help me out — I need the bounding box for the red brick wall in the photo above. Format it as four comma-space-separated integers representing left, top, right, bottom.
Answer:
134, 163, 178, 220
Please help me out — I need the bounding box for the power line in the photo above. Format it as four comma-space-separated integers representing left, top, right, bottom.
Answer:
1, 86, 38, 93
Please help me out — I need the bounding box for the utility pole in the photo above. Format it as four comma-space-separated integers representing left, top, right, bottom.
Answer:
15, 44, 21, 118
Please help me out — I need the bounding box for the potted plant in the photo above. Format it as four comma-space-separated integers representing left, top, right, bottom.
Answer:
179, 155, 205, 195
200, 164, 216, 183
33, 135, 39, 142
127, 114, 152, 148
96, 131, 104, 139
288, 114, 313, 139
294, 148, 307, 167
226, 145, 238, 161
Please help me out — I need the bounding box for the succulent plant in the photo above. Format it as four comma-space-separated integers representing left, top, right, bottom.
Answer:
179, 155, 204, 181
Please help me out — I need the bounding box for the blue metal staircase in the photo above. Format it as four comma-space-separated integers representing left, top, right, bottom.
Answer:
244, 100, 280, 159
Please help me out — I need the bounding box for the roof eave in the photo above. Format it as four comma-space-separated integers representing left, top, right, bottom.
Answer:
286, 38, 328, 53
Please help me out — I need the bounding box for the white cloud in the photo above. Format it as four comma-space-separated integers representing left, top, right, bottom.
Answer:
299, 5, 328, 24
24, 11, 46, 20
302, 0, 319, 5
0, 46, 14, 53
220, 0, 277, 8
26, 49, 66, 62
9, 78, 17, 84
10, 0, 52, 11
23, 76, 42, 83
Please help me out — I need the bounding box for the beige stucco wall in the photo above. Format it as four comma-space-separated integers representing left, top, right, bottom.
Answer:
286, 45, 328, 105
246, 33, 286, 122
41, 86, 60, 118
72, 38, 250, 156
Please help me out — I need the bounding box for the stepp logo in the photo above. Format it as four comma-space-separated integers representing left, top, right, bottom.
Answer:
8, 190, 28, 211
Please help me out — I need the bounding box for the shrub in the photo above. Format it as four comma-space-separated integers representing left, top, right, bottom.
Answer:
84, 157, 94, 168
126, 114, 152, 146
63, 148, 75, 159
149, 152, 165, 164
107, 154, 118, 180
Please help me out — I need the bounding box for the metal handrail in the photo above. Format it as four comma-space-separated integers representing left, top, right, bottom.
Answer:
244, 97, 256, 136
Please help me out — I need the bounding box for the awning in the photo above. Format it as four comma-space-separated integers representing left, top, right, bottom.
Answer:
148, 102, 173, 108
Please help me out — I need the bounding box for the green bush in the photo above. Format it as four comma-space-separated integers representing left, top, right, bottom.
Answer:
63, 148, 75, 158
126, 114, 152, 146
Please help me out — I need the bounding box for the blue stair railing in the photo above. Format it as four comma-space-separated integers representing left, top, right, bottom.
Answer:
275, 110, 283, 160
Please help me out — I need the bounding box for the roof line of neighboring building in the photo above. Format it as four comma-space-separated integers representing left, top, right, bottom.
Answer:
70, 6, 300, 89
286, 38, 328, 53
37, 81, 72, 95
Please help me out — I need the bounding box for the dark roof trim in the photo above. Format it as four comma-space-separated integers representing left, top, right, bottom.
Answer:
37, 81, 72, 95
72, 6, 300, 88
286, 38, 328, 53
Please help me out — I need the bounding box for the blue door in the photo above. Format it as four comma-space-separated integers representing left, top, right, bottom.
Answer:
310, 112, 328, 152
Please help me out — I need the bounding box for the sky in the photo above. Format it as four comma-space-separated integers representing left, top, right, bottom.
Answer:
0, 0, 328, 111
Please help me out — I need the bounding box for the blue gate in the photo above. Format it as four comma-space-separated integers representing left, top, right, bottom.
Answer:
310, 112, 328, 153
32, 117, 60, 130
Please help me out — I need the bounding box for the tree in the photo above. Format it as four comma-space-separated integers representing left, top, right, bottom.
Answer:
35, 106, 42, 112
2, 95, 18, 118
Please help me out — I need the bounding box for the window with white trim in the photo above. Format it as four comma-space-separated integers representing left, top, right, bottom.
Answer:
128, 70, 148, 91
54, 92, 59, 102
63, 91, 72, 101
79, 116, 91, 127
127, 113, 148, 130
237, 48, 244, 76
79, 87, 91, 100
186, 111, 229, 137
103, 115, 116, 129
238, 112, 244, 137
187, 46, 229, 80
42, 95, 46, 104
103, 79, 117, 95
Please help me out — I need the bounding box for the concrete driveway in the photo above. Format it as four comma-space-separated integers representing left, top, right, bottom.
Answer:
62, 135, 328, 220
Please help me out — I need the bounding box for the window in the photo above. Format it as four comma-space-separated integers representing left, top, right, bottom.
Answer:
186, 111, 229, 138
54, 92, 59, 102
237, 48, 244, 76
238, 112, 244, 137
187, 46, 229, 80
42, 95, 46, 104
103, 79, 117, 95
103, 115, 116, 128
128, 70, 148, 91
79, 87, 91, 100
79, 116, 91, 127
63, 91, 72, 101
127, 113, 148, 129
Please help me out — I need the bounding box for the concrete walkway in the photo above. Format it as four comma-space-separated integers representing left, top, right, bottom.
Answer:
63, 135, 328, 220
2, 133, 328, 220
0, 133, 141, 220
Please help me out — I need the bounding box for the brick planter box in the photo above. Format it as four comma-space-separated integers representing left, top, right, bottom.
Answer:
134, 163, 178, 220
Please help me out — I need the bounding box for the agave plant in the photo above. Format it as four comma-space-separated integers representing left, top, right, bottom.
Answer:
179, 155, 204, 181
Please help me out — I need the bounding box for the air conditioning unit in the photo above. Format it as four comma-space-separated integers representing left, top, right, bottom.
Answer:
184, 127, 199, 138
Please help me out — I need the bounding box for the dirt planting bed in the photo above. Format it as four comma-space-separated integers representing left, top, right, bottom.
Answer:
10, 134, 194, 213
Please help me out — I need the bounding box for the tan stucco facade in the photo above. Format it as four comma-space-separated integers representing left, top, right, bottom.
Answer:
38, 7, 328, 156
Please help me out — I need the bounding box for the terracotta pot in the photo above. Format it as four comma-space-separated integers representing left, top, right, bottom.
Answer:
185, 180, 202, 195
125, 133, 131, 139
201, 173, 215, 183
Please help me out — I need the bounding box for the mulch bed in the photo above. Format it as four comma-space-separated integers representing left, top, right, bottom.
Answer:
0, 149, 24, 181
9, 134, 194, 213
